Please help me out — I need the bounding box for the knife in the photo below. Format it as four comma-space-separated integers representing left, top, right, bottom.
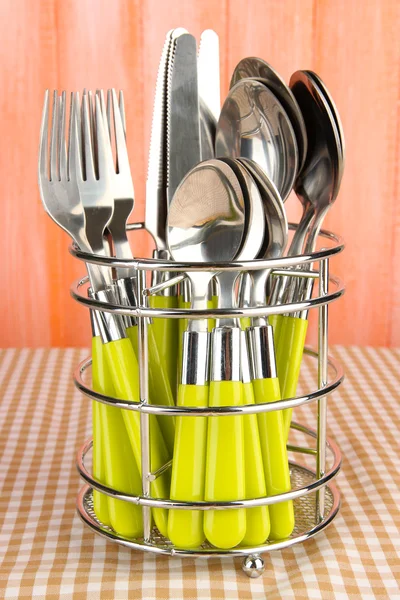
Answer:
166, 33, 201, 204
145, 29, 184, 252
145, 29, 187, 396
198, 29, 220, 161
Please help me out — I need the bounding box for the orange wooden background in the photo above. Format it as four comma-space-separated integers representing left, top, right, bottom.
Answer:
1, 0, 399, 349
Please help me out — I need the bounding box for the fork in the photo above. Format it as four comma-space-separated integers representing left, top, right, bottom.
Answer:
72, 90, 171, 537
39, 90, 110, 293
38, 90, 119, 528
101, 89, 135, 280
97, 88, 176, 454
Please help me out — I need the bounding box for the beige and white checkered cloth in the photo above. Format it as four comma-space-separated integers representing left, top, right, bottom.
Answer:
0, 347, 399, 599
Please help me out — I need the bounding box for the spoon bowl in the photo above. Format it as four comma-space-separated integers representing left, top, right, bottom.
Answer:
290, 70, 342, 252
216, 79, 298, 202
230, 57, 308, 172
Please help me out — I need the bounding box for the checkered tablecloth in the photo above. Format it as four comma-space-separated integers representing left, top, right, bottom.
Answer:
0, 346, 399, 599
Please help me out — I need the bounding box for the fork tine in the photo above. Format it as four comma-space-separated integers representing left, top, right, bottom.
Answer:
88, 90, 98, 178
118, 90, 126, 136
95, 92, 114, 180
96, 89, 109, 140
106, 89, 112, 141
111, 88, 130, 175
59, 91, 67, 180
82, 92, 96, 181
38, 90, 50, 181
49, 90, 58, 181
69, 92, 83, 183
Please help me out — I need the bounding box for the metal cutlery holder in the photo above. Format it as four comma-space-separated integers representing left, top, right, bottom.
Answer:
72, 223, 344, 578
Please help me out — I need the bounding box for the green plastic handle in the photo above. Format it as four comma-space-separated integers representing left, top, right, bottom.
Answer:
275, 316, 308, 439
91, 337, 111, 526
148, 295, 179, 398
270, 314, 284, 349
168, 384, 209, 548
240, 317, 251, 330
204, 381, 246, 549
252, 377, 294, 540
127, 324, 176, 455
241, 381, 271, 546
92, 337, 144, 537
103, 337, 170, 537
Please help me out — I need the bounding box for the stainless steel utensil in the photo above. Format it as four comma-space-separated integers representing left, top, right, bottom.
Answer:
216, 79, 298, 201
77, 92, 114, 286
306, 70, 345, 164
272, 71, 344, 441
209, 157, 270, 547
238, 158, 288, 318
145, 28, 186, 252
39, 91, 109, 293
38, 90, 145, 536
198, 29, 220, 160
270, 71, 343, 313
101, 89, 135, 280
237, 158, 294, 540
167, 159, 245, 549
230, 57, 307, 172
290, 71, 342, 256
166, 33, 201, 206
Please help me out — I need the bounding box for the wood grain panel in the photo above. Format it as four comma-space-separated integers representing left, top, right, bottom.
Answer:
311, 0, 400, 347
0, 0, 399, 348
0, 0, 54, 347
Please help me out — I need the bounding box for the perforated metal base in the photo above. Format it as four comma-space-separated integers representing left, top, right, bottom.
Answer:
77, 463, 340, 560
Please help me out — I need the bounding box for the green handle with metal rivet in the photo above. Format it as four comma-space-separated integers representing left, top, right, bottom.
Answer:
252, 377, 294, 540
148, 295, 179, 399
91, 336, 111, 526
204, 380, 246, 549
241, 381, 271, 546
127, 324, 176, 454
103, 337, 170, 537
275, 316, 308, 439
92, 336, 144, 537
168, 384, 209, 548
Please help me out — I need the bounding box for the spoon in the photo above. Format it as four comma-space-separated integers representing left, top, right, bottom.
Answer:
238, 158, 294, 540
230, 57, 308, 172
306, 70, 345, 165
167, 159, 245, 549
215, 78, 298, 201
204, 157, 270, 548
269, 70, 343, 314
274, 71, 344, 439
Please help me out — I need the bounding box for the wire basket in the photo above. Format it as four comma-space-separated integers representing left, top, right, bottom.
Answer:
71, 222, 345, 578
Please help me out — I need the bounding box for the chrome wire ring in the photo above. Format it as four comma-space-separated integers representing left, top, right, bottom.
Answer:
71, 274, 344, 319
74, 346, 344, 416
76, 476, 340, 558
76, 422, 341, 510
69, 224, 344, 272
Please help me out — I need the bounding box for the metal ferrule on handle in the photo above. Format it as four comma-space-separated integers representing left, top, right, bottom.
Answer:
298, 276, 315, 320
247, 325, 277, 380
211, 327, 241, 382
182, 330, 210, 385
93, 288, 127, 343
180, 277, 191, 303
116, 277, 138, 327
88, 288, 101, 338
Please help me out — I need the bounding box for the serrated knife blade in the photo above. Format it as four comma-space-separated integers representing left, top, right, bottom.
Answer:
166, 33, 201, 206
145, 28, 187, 251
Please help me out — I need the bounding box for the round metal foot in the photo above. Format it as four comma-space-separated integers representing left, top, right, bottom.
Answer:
242, 554, 265, 578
